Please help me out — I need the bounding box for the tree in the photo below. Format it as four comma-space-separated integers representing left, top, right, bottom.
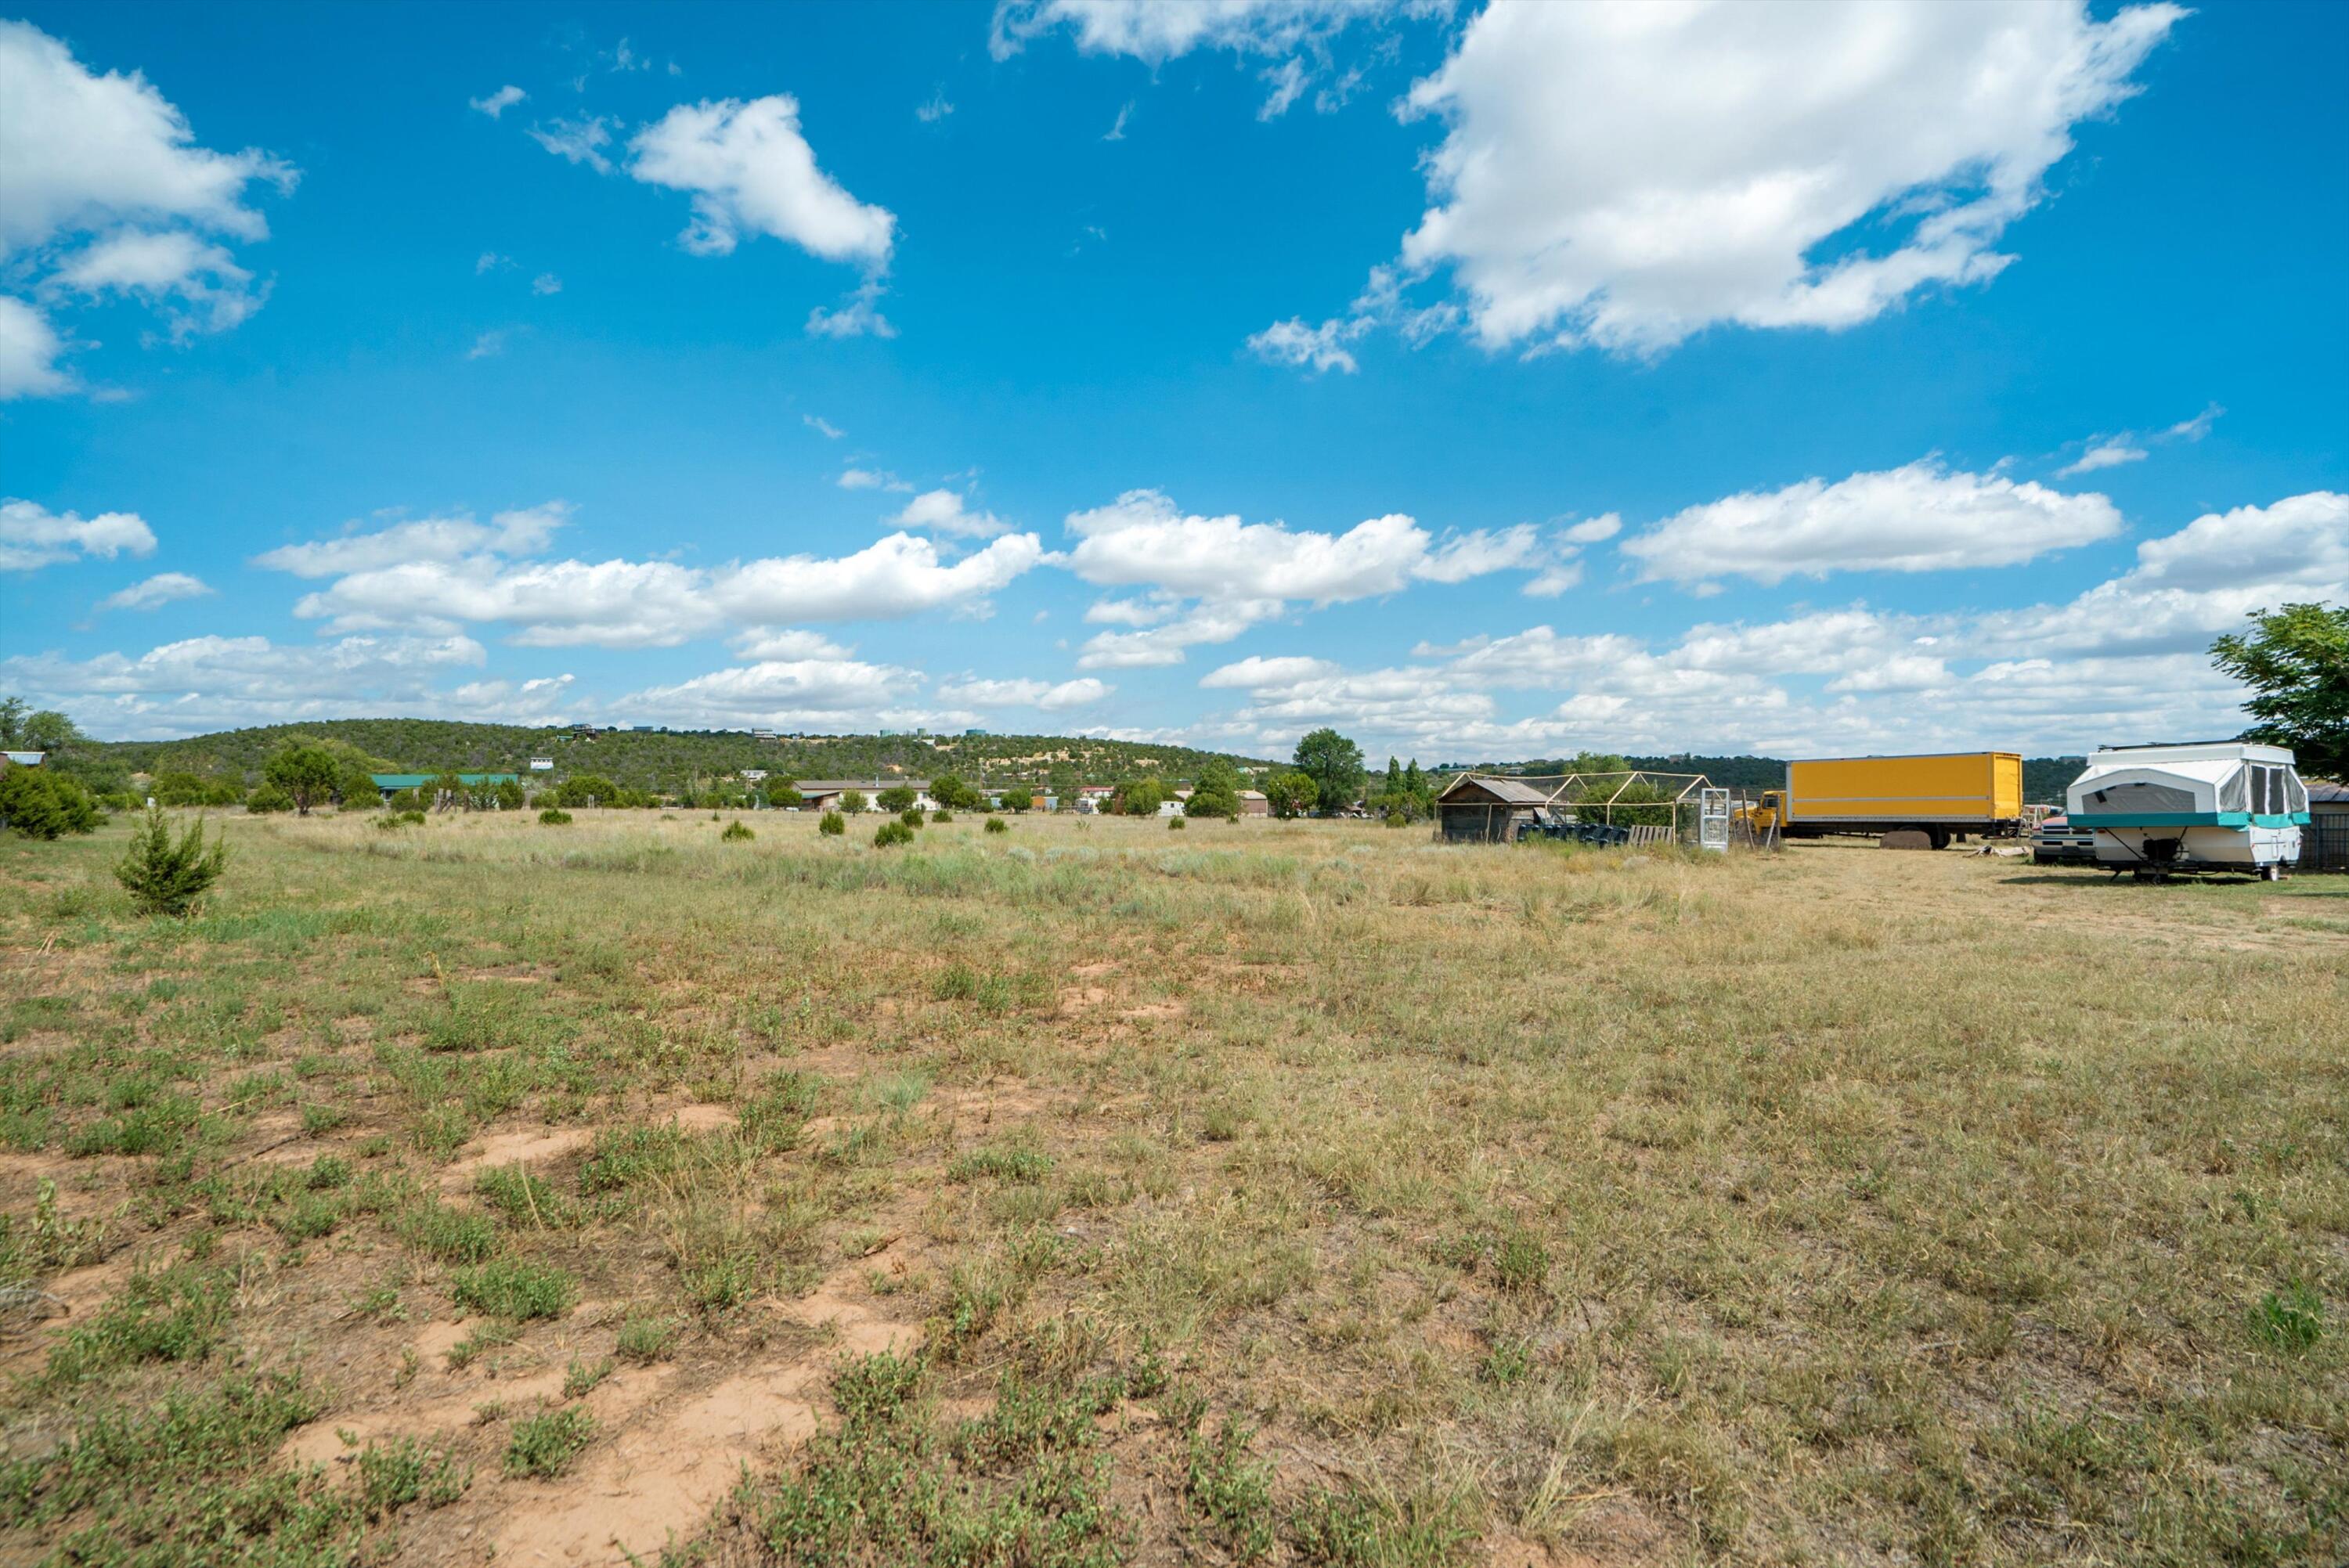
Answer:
1186, 757, 1243, 819
877, 785, 918, 813
263, 744, 342, 815
997, 784, 1031, 813
337, 760, 382, 810
0, 699, 85, 760
1116, 777, 1165, 816
153, 770, 243, 808
116, 808, 228, 917
1293, 728, 1364, 815
767, 784, 803, 809
2213, 603, 2349, 780
0, 767, 99, 838
1046, 763, 1081, 809
245, 782, 296, 813
555, 774, 621, 809
839, 789, 869, 815
929, 773, 981, 810
1263, 770, 1317, 819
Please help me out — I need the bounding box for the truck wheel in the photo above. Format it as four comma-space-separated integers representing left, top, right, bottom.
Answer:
1927, 827, 1950, 851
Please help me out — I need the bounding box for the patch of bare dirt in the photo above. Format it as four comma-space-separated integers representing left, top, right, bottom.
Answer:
439, 1127, 595, 1188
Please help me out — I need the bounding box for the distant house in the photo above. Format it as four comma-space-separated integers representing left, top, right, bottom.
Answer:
1237, 789, 1268, 816
1435, 773, 1555, 843
370, 772, 519, 802
529, 756, 554, 771
795, 779, 936, 813
742, 770, 767, 783
0, 750, 45, 772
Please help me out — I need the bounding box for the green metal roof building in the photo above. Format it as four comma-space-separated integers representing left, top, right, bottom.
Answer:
369, 772, 520, 797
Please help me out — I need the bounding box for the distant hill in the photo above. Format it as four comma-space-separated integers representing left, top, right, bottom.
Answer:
92, 719, 1274, 792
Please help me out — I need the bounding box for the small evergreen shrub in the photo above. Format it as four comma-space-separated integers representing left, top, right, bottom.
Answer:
0, 768, 99, 838
721, 820, 754, 842
899, 807, 924, 828
984, 817, 1009, 835
114, 808, 229, 917
874, 820, 915, 849
819, 810, 846, 836
1168, 816, 1186, 831
931, 809, 954, 823
538, 808, 573, 826
244, 782, 296, 814
399, 809, 427, 824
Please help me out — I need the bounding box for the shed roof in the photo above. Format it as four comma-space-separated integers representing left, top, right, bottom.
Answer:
2308, 779, 2349, 805
1437, 773, 1552, 806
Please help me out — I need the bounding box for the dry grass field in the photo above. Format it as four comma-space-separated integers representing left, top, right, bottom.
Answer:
2, 808, 2344, 1567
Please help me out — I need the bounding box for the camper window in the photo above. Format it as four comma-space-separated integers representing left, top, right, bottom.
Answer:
2287, 773, 2308, 813
2220, 767, 2249, 813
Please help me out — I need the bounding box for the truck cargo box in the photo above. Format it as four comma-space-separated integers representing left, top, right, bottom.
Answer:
1783, 752, 2022, 827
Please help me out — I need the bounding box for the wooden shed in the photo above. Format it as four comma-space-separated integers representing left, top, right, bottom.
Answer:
1435, 773, 1555, 843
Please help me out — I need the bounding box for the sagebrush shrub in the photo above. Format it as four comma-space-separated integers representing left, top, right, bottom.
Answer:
115, 808, 228, 917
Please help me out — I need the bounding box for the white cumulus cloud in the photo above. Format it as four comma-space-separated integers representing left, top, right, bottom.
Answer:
99, 571, 212, 611
1622, 460, 2123, 587
894, 488, 1009, 539
1, 499, 158, 571
0, 19, 294, 394
1260, 1, 2181, 365
936, 676, 1113, 710
627, 96, 894, 264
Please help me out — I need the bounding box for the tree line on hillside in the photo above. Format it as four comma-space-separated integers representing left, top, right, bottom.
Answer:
86, 718, 1272, 797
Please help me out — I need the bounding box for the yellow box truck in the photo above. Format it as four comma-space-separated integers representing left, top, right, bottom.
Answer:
1745, 752, 2024, 849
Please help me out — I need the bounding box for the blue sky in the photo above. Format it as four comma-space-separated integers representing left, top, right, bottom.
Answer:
4, 0, 2344, 762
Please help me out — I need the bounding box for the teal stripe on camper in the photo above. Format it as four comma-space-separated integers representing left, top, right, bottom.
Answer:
2069, 810, 2311, 827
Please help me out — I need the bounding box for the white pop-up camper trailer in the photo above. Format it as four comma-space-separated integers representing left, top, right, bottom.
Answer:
2066, 742, 2308, 881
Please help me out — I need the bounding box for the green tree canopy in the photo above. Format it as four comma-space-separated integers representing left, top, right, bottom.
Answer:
1185, 757, 1243, 819
262, 744, 342, 815
839, 789, 869, 814
1263, 770, 1318, 819
876, 784, 919, 813
554, 773, 621, 808
1292, 728, 1364, 814
929, 773, 981, 810
2212, 603, 2349, 780
1115, 777, 1166, 816
0, 766, 99, 839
